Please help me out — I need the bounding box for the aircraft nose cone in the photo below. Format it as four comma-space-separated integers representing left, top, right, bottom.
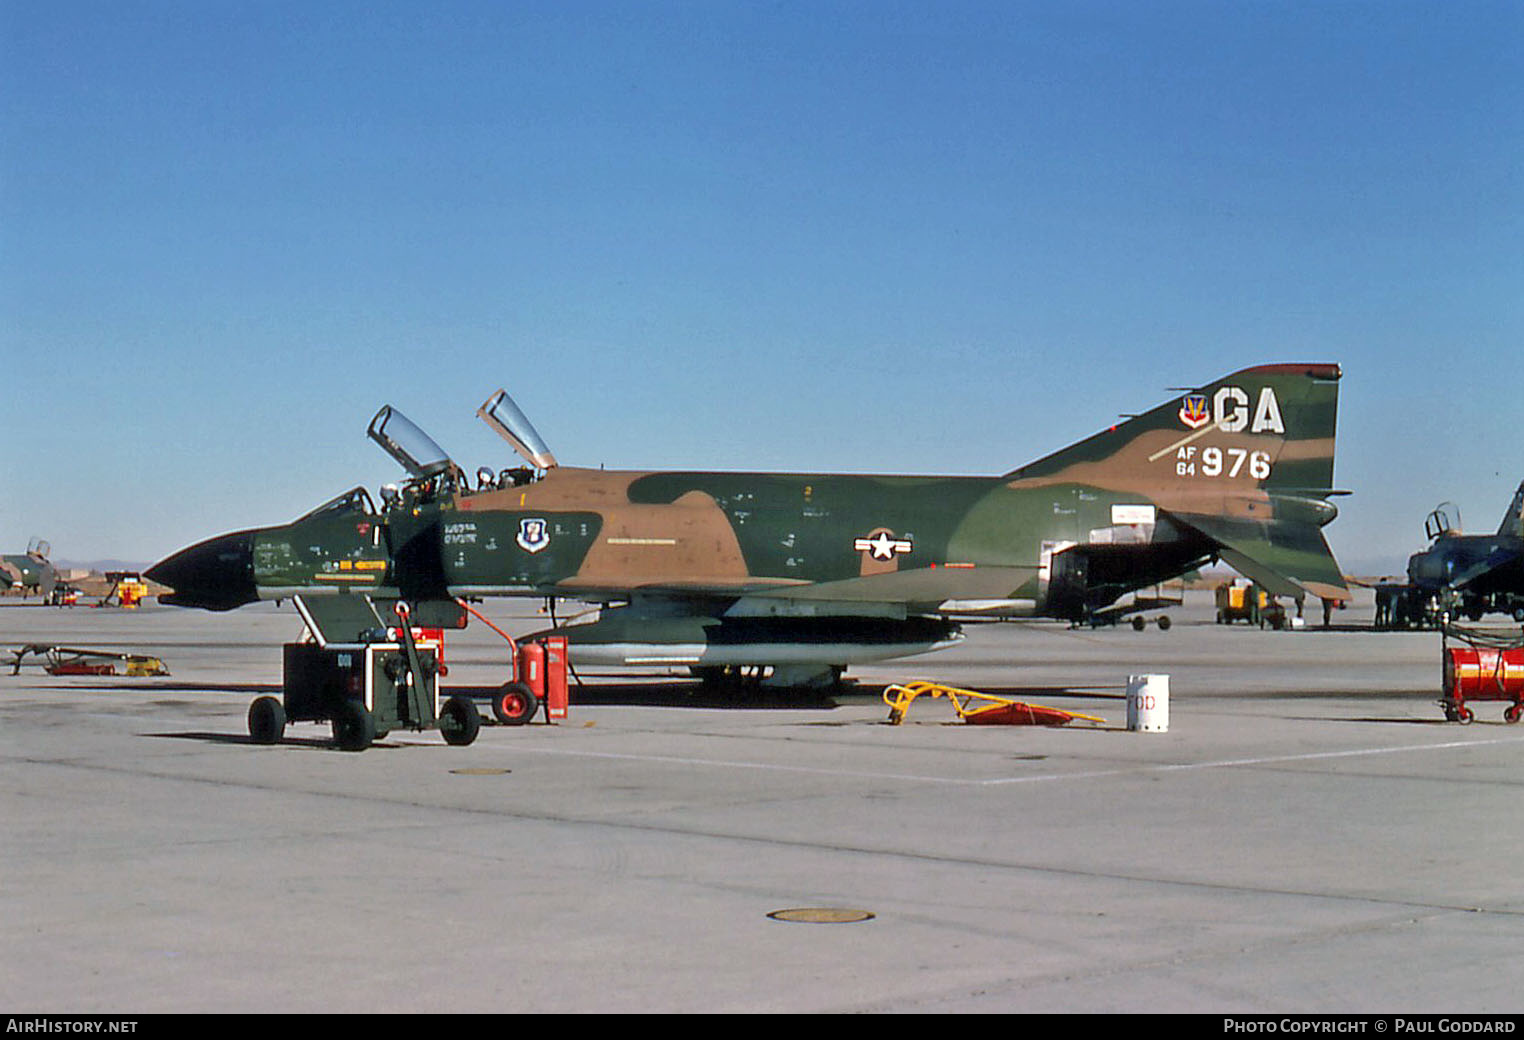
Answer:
146, 530, 258, 611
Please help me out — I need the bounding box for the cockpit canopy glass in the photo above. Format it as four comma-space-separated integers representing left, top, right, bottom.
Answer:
477, 389, 557, 470
1425, 502, 1461, 541
295, 487, 377, 522
367, 405, 455, 478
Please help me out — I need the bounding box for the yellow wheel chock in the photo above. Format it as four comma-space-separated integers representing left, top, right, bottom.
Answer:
883, 681, 1105, 727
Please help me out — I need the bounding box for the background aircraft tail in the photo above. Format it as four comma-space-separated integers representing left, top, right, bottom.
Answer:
1499, 481, 1524, 538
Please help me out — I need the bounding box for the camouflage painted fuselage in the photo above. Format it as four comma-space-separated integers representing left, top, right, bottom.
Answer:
365, 467, 1199, 612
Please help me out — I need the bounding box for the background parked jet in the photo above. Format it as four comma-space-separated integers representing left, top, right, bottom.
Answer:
148, 363, 1350, 687
0, 539, 59, 602
1405, 481, 1524, 622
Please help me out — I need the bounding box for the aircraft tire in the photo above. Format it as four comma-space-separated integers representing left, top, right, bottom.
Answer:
440, 694, 482, 745
493, 682, 539, 726
332, 700, 376, 751
248, 696, 286, 744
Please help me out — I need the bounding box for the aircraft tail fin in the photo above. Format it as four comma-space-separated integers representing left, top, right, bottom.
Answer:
1005, 362, 1342, 494
1005, 363, 1348, 603
1498, 481, 1524, 538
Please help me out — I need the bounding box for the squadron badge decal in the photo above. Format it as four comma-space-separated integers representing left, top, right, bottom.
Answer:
516, 517, 551, 554
1178, 393, 1211, 429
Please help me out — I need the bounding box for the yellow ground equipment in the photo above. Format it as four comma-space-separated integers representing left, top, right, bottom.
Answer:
9, 644, 170, 677
98, 572, 150, 609
118, 579, 147, 608
883, 681, 1105, 726
1214, 580, 1289, 629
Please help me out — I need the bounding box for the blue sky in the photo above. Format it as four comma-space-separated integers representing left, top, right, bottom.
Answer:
2, 0, 1520, 574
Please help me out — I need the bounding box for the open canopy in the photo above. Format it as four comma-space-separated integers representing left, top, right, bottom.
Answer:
367, 405, 455, 478
477, 388, 557, 470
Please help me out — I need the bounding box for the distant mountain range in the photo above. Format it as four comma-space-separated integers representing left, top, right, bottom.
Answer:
55, 559, 156, 576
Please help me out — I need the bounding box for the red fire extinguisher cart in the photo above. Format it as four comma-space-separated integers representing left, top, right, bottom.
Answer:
493, 635, 570, 725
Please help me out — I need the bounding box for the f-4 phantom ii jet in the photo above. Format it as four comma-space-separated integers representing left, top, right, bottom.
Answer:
1405, 481, 1524, 623
147, 363, 1350, 688
1, 539, 60, 602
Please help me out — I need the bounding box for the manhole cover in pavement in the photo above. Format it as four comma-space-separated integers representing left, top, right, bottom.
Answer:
767, 908, 875, 924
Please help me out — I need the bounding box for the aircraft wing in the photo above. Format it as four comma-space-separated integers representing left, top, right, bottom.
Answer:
1168, 511, 1350, 602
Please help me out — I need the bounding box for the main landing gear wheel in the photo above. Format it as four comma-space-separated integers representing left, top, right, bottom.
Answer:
493, 681, 539, 726
248, 696, 286, 744
440, 694, 483, 745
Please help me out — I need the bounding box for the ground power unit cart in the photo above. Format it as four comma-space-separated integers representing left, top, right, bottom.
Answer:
248, 595, 481, 751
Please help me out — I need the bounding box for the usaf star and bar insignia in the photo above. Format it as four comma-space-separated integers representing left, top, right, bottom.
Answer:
854, 530, 913, 561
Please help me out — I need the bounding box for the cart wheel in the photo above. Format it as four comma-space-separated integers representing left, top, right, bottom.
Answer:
1506, 705, 1522, 724
440, 694, 482, 746
1157, 615, 1171, 631
248, 696, 286, 744
1132, 616, 1146, 631
332, 700, 376, 751
1457, 706, 1474, 725
493, 682, 539, 726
